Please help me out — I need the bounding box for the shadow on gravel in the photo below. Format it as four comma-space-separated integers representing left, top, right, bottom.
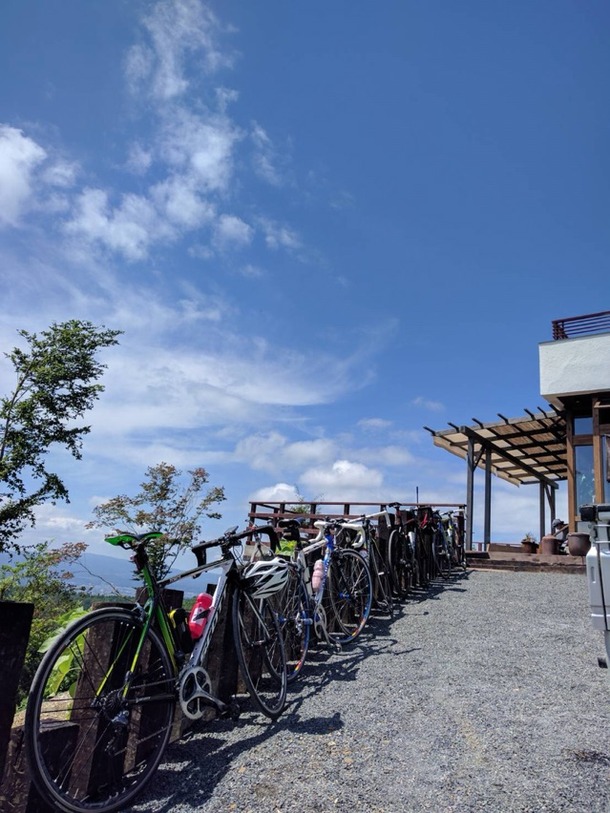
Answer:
127, 568, 475, 812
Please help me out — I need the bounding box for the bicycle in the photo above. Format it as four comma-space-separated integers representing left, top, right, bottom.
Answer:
270, 516, 374, 681
24, 526, 289, 813
429, 510, 452, 579
385, 503, 419, 596
336, 511, 394, 616
442, 510, 467, 571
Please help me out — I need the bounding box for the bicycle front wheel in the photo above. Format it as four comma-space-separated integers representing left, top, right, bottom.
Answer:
25, 607, 175, 813
433, 531, 452, 580
327, 549, 373, 644
271, 565, 311, 683
232, 589, 287, 719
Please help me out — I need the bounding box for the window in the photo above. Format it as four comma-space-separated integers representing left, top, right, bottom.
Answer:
575, 444, 595, 509
573, 416, 593, 434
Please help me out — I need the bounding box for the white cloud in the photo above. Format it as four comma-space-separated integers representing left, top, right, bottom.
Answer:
257, 216, 301, 251
125, 0, 231, 103
152, 175, 216, 229
0, 125, 47, 226
249, 482, 300, 503
233, 433, 335, 473
357, 417, 392, 431
251, 121, 284, 186
213, 213, 253, 250
300, 459, 384, 497
64, 187, 166, 261
412, 395, 445, 412
239, 263, 265, 278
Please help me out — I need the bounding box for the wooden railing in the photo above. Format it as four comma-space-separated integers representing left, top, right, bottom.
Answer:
552, 310, 610, 340
248, 500, 465, 532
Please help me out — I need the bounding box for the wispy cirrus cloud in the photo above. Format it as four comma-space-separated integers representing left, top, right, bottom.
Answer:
411, 395, 445, 412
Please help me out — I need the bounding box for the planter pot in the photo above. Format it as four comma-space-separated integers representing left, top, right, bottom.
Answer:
567, 532, 591, 557
521, 541, 538, 554
540, 535, 559, 555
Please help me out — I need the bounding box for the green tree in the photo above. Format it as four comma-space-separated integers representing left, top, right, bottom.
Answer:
87, 462, 225, 579
0, 320, 121, 553
0, 540, 88, 703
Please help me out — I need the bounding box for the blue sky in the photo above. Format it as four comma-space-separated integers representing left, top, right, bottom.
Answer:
1, 0, 609, 558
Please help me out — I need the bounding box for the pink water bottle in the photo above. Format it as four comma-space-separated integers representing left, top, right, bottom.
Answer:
188, 593, 213, 640
312, 559, 324, 591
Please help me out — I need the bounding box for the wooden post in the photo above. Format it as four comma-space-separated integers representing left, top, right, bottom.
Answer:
0, 601, 34, 780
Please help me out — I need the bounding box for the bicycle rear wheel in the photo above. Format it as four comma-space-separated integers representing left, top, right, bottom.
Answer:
232, 589, 287, 719
271, 564, 311, 683
327, 549, 373, 644
387, 529, 410, 599
25, 607, 175, 813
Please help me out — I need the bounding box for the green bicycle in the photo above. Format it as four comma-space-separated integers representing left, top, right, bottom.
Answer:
24, 526, 289, 813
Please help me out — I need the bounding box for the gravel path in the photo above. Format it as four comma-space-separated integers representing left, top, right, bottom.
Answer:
129, 570, 610, 813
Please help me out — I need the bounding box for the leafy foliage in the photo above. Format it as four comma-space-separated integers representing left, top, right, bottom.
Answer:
0, 320, 121, 553
0, 540, 88, 704
87, 462, 225, 579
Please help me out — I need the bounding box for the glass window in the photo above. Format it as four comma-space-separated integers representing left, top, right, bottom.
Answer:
573, 416, 593, 434
575, 444, 595, 509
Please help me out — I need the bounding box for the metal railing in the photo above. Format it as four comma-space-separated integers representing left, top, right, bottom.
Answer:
552, 310, 610, 340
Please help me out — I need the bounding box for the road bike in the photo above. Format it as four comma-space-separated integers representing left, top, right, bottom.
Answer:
268, 517, 374, 681
24, 526, 289, 813
336, 511, 394, 616
441, 510, 467, 571
428, 510, 452, 579
385, 502, 420, 596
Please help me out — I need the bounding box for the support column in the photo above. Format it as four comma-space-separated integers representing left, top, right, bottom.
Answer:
484, 446, 492, 546
465, 436, 475, 550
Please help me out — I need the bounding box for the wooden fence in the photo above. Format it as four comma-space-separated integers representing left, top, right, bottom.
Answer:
0, 589, 238, 813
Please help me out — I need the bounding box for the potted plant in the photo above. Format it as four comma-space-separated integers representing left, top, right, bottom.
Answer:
521, 533, 538, 554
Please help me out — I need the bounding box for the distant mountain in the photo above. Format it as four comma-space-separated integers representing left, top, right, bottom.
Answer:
0, 549, 218, 599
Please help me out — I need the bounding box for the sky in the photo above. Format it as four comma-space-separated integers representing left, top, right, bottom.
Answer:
1, 0, 609, 561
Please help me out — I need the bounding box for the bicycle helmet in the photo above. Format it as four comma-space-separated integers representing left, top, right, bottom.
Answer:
241, 556, 289, 598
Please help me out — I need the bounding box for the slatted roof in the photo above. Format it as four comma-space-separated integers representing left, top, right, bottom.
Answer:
426, 408, 567, 486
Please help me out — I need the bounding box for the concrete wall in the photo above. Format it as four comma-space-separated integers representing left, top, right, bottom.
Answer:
539, 332, 610, 406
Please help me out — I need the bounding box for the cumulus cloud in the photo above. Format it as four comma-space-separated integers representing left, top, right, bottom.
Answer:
64, 187, 167, 261
0, 125, 47, 226
300, 459, 384, 497
213, 213, 254, 250
249, 482, 301, 503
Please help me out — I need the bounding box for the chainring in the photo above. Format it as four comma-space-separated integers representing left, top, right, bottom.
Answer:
178, 665, 213, 720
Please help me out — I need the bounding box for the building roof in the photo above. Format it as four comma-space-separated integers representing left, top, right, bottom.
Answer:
426, 409, 567, 486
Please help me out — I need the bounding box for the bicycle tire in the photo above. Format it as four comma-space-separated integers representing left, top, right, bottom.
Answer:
271, 565, 311, 683
232, 588, 287, 719
327, 548, 373, 644
433, 530, 452, 580
387, 529, 410, 599
369, 538, 394, 616
25, 607, 174, 813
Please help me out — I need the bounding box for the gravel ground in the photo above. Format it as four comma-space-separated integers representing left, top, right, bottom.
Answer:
128, 569, 610, 813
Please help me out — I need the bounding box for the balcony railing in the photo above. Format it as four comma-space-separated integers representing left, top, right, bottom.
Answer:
552, 310, 610, 340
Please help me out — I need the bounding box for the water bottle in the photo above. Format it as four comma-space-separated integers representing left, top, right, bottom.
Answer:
311, 559, 324, 592
188, 592, 213, 640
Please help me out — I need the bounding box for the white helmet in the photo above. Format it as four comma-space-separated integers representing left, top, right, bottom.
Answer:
241, 556, 289, 598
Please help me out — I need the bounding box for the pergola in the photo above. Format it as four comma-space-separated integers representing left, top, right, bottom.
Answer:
425, 408, 567, 548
